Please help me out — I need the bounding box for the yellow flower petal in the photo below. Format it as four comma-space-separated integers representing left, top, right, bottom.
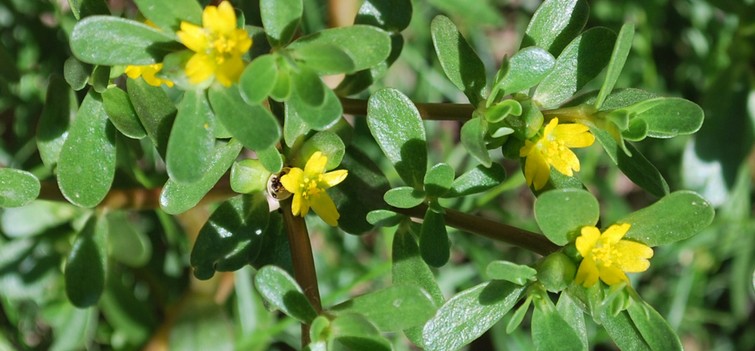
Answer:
184, 54, 215, 84
203, 1, 236, 34
322, 170, 348, 188
280, 168, 303, 193
310, 193, 340, 226
304, 151, 328, 175
177, 22, 208, 53
291, 192, 303, 216
574, 224, 654, 287
523, 148, 550, 189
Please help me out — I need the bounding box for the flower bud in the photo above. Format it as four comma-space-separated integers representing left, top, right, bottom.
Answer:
537, 251, 577, 292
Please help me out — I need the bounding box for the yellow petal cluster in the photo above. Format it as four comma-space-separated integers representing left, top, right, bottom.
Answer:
280, 152, 348, 226
124, 63, 174, 87
176, 1, 252, 86
519, 118, 595, 190
574, 223, 654, 287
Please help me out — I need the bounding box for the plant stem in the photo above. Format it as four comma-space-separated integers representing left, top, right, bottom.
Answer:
340, 97, 474, 121
280, 199, 322, 346
394, 205, 559, 256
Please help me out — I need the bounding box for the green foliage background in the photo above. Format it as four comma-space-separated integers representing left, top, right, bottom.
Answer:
0, 0, 753, 350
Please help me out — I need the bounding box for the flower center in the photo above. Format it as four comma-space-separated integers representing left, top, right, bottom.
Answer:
204, 31, 239, 64
591, 241, 622, 267
300, 175, 324, 199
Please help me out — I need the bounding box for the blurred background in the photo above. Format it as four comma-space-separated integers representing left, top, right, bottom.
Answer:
0, 0, 753, 350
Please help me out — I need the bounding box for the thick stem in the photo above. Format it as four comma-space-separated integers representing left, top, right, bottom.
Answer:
394, 205, 559, 256
280, 200, 322, 346
340, 97, 474, 121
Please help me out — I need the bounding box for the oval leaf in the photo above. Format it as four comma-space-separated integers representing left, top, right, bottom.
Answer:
534, 188, 600, 245
58, 91, 116, 208
208, 85, 281, 151
621, 97, 704, 138
0, 169, 40, 208
384, 186, 425, 209
532, 299, 585, 351
37, 75, 76, 168
620, 191, 714, 246
191, 194, 269, 280
495, 47, 556, 96
102, 86, 146, 139
254, 265, 317, 324
485, 260, 537, 285
166, 90, 215, 183
160, 139, 242, 214
534, 27, 617, 109
70, 16, 177, 65
424, 163, 454, 197
288, 25, 391, 72
431, 15, 487, 105
367, 88, 427, 188
522, 0, 589, 56
260, 0, 302, 46
446, 163, 507, 197
65, 215, 108, 307
423, 281, 525, 351
330, 285, 436, 331
595, 23, 635, 109
460, 117, 491, 167
239, 54, 278, 105
420, 208, 449, 267
126, 78, 177, 157
133, 0, 201, 31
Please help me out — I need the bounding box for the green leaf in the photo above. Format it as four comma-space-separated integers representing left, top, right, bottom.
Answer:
270, 58, 292, 101
534, 189, 599, 245
127, 78, 177, 157
531, 297, 585, 351
366, 209, 404, 227
393, 226, 444, 306
423, 163, 454, 197
355, 0, 412, 31
0, 169, 40, 208
160, 139, 242, 214
90, 65, 110, 93
288, 25, 391, 72
494, 47, 555, 96
133, 0, 201, 31
484, 99, 522, 123
260, 0, 302, 46
254, 265, 317, 323
70, 16, 178, 65
166, 90, 215, 184
622, 118, 648, 141
291, 131, 345, 170
485, 261, 537, 285
106, 212, 151, 268
522, 0, 589, 56
191, 194, 269, 280
627, 300, 683, 350
618, 97, 704, 138
556, 293, 588, 348
384, 186, 425, 208
65, 215, 108, 307
239, 54, 278, 105
287, 75, 343, 130
367, 88, 427, 188
291, 66, 326, 108
534, 27, 617, 108
537, 252, 577, 292
102, 86, 146, 139
231, 159, 271, 194
329, 147, 391, 234
423, 280, 525, 351
446, 163, 506, 197
427, 0, 502, 26
63, 57, 91, 91
38, 75, 76, 168
208, 85, 281, 151
620, 191, 714, 246
420, 207, 449, 267
290, 43, 355, 75
283, 98, 311, 146
68, 0, 109, 20
257, 146, 284, 173
596, 306, 651, 351
460, 117, 491, 167
58, 91, 116, 208
431, 15, 487, 105
330, 314, 392, 351
590, 127, 669, 197
330, 285, 436, 331
1, 201, 80, 238
595, 23, 635, 109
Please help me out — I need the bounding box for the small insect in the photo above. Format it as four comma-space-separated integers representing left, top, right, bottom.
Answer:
267, 168, 291, 200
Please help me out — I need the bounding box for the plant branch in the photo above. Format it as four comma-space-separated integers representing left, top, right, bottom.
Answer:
340, 97, 475, 121
280, 199, 322, 346
393, 205, 559, 256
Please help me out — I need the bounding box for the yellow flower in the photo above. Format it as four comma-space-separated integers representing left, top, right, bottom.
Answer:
280, 152, 348, 226
574, 223, 654, 287
124, 63, 174, 87
176, 1, 252, 86
519, 118, 595, 190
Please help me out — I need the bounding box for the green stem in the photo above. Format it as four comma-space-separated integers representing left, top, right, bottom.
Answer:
394, 205, 559, 256
280, 199, 322, 346
339, 97, 474, 121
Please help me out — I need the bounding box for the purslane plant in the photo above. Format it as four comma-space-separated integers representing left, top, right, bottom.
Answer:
0, 0, 717, 350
